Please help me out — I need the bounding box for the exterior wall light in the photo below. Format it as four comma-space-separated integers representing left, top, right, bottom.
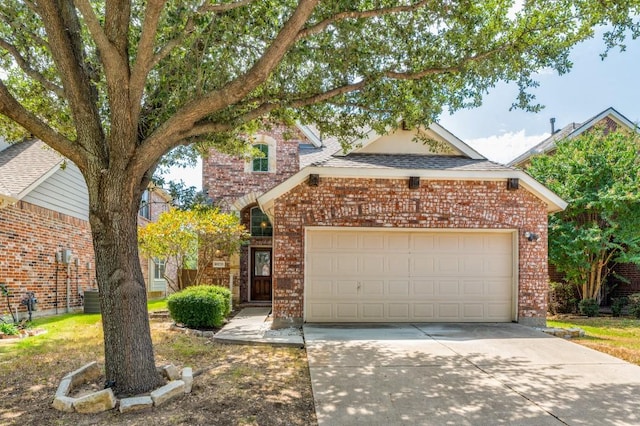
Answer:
524, 232, 540, 242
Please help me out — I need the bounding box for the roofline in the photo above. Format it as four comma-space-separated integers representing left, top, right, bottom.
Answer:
295, 123, 323, 148
338, 121, 485, 160
509, 107, 639, 166
257, 166, 567, 217
14, 158, 64, 200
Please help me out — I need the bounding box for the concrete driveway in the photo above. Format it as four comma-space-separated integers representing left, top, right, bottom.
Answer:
303, 323, 640, 425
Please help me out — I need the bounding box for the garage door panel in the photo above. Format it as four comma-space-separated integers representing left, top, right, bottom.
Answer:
413, 280, 435, 296
389, 280, 410, 296
305, 230, 514, 322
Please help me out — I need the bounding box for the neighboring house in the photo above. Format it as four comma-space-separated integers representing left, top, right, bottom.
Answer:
0, 139, 172, 320
509, 107, 640, 301
203, 122, 566, 327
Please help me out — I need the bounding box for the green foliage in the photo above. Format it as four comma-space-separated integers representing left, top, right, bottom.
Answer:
628, 294, 640, 319
0, 322, 19, 335
612, 297, 628, 317
579, 298, 600, 317
548, 282, 578, 315
528, 128, 640, 300
138, 207, 249, 291
167, 285, 231, 328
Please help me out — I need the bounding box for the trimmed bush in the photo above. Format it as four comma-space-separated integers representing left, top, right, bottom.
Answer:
628, 293, 640, 319
167, 285, 231, 328
578, 298, 600, 317
0, 322, 19, 335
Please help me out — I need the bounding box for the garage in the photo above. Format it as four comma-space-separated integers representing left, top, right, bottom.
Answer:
304, 229, 516, 322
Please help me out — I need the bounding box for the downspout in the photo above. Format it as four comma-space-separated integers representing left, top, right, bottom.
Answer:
66, 261, 71, 313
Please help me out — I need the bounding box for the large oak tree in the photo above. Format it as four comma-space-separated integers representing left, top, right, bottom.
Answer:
1, 0, 638, 394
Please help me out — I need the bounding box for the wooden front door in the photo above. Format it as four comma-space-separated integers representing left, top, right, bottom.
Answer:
251, 248, 272, 301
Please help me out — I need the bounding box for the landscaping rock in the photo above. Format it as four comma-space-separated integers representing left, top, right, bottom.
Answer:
162, 364, 180, 381
55, 377, 72, 398
64, 361, 101, 387
150, 380, 185, 406
182, 367, 193, 393
119, 396, 154, 413
52, 396, 75, 413
73, 389, 117, 413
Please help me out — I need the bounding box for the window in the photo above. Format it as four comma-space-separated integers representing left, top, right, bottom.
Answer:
252, 144, 269, 172
250, 207, 272, 237
139, 190, 150, 219
153, 259, 166, 280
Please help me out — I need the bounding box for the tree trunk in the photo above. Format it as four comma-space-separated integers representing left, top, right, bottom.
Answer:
89, 175, 163, 395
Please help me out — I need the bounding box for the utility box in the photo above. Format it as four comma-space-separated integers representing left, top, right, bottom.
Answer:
61, 249, 72, 264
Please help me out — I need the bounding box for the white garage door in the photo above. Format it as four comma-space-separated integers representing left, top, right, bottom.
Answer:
305, 229, 515, 322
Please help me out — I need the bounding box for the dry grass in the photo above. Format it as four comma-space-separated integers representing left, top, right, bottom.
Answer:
548, 316, 640, 366
0, 312, 316, 426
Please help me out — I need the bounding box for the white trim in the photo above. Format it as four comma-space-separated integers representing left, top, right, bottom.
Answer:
302, 227, 518, 323
244, 134, 277, 174
339, 122, 485, 160
570, 107, 638, 139
295, 123, 323, 147
257, 166, 567, 216
15, 160, 63, 200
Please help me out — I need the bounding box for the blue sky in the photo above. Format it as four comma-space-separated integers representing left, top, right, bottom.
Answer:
164, 32, 640, 188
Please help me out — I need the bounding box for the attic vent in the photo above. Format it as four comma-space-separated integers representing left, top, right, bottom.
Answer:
408, 176, 420, 190
507, 178, 519, 190
308, 174, 320, 187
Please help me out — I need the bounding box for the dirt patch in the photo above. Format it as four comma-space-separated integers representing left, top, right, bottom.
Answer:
0, 319, 316, 425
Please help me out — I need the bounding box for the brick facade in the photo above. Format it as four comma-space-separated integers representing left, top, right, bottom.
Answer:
0, 201, 95, 318
202, 125, 303, 208
271, 178, 549, 326
0, 188, 172, 320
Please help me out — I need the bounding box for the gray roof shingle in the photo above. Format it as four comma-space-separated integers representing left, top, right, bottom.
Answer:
313, 153, 512, 172
0, 139, 62, 198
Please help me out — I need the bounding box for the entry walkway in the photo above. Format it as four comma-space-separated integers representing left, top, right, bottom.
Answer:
213, 307, 304, 348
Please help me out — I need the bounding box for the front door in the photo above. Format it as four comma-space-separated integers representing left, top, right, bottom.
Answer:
251, 248, 272, 301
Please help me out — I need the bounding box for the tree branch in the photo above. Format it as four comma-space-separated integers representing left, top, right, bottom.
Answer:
0, 79, 86, 169
141, 0, 320, 160
73, 0, 128, 88
296, 0, 432, 41
130, 0, 168, 122
0, 38, 64, 97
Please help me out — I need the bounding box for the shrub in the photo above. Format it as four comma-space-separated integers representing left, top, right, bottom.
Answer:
611, 297, 628, 317
0, 322, 19, 335
548, 282, 578, 314
628, 293, 640, 319
578, 298, 600, 317
167, 285, 231, 328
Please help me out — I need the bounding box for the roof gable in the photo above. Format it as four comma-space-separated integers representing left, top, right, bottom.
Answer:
509, 107, 638, 166
0, 139, 63, 203
345, 123, 484, 160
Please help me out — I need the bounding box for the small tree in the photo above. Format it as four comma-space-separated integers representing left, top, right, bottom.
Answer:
528, 128, 640, 301
139, 207, 249, 291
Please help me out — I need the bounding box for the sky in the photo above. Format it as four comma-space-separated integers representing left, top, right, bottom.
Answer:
163, 31, 640, 189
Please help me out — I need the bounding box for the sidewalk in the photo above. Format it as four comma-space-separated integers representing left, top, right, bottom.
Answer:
213, 307, 304, 348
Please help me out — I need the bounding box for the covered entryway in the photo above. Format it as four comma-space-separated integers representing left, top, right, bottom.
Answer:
304, 229, 516, 322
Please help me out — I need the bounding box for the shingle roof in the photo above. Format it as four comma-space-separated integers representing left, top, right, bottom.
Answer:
0, 139, 62, 198
508, 122, 580, 166
299, 134, 343, 168
314, 153, 512, 172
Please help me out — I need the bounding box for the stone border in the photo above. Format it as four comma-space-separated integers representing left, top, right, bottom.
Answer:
537, 327, 586, 339
169, 323, 216, 338
52, 362, 193, 414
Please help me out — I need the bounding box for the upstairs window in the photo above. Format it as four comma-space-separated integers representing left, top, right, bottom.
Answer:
153, 258, 166, 280
252, 144, 269, 172
139, 190, 150, 219
250, 207, 272, 237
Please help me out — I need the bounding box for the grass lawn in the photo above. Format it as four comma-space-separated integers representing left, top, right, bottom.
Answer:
548, 317, 640, 366
0, 301, 315, 425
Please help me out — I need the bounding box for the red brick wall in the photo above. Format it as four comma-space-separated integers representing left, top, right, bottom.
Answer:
0, 201, 95, 318
271, 178, 549, 326
202, 125, 303, 208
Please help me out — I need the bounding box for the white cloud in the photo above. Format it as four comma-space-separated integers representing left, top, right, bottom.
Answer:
466, 130, 548, 164
162, 158, 202, 190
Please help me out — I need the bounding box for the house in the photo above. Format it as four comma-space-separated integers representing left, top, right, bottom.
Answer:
509, 107, 640, 301
203, 122, 566, 327
0, 139, 172, 320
